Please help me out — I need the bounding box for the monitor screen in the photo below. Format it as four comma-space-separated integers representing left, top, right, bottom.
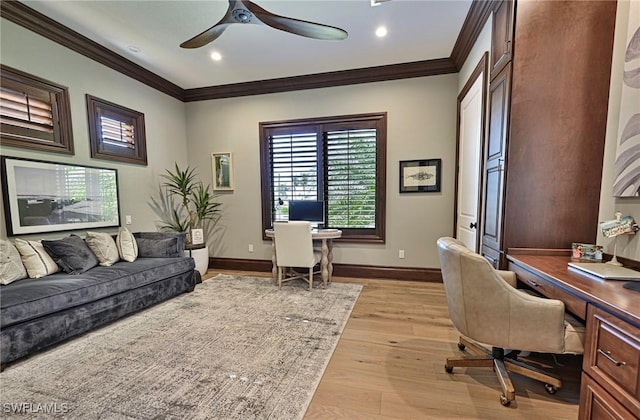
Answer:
288, 200, 324, 224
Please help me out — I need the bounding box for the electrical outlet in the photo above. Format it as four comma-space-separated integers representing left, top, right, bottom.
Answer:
248, 244, 254, 253
125, 215, 132, 225
399, 249, 405, 259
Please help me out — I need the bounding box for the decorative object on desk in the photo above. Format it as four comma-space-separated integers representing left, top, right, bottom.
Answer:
399, 158, 441, 193
1, 156, 120, 236
148, 163, 222, 248
613, 1, 640, 197
571, 243, 603, 262
212, 152, 234, 191
599, 212, 639, 266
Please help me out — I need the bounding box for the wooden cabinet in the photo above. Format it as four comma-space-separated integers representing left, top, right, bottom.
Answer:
581, 305, 640, 418
481, 63, 510, 263
490, 0, 513, 78
480, 1, 617, 265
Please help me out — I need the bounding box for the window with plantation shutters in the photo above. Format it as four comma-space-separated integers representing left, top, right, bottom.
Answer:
260, 113, 386, 242
0, 65, 74, 154
86, 95, 147, 166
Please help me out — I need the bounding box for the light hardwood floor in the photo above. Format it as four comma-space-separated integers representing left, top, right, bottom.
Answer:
207, 271, 581, 419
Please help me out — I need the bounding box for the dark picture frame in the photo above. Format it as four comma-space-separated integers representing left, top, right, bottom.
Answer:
399, 159, 442, 193
1, 156, 120, 235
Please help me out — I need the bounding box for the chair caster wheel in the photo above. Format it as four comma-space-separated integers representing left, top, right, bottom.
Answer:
500, 394, 511, 406
544, 383, 558, 394
445, 365, 453, 373
457, 342, 466, 351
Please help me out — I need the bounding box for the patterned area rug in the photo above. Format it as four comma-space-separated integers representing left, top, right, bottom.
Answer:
1, 274, 362, 419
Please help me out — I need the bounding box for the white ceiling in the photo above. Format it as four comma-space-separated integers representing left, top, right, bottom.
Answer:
22, 0, 472, 90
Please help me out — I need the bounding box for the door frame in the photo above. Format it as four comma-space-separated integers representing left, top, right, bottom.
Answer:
453, 52, 488, 252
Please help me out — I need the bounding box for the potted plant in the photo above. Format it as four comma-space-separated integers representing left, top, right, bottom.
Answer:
149, 163, 222, 274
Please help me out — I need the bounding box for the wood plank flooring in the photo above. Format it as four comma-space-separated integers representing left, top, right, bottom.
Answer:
206, 271, 581, 419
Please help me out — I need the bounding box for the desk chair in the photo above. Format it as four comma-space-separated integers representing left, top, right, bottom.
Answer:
436, 237, 585, 406
273, 222, 322, 290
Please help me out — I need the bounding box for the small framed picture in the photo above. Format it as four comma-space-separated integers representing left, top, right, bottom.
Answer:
191, 228, 204, 245
212, 152, 234, 191
399, 159, 441, 193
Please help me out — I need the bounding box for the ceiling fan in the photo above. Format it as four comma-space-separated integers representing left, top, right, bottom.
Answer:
180, 0, 348, 48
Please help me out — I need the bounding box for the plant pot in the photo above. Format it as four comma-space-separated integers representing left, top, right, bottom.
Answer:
184, 245, 209, 276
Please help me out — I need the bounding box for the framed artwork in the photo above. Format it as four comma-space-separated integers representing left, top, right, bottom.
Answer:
1, 156, 120, 235
399, 159, 442, 193
613, 1, 640, 197
212, 152, 234, 191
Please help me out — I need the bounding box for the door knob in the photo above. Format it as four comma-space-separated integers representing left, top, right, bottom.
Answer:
469, 222, 477, 229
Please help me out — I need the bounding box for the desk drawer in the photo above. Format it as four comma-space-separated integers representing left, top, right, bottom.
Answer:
510, 263, 555, 298
584, 305, 640, 417
509, 262, 587, 319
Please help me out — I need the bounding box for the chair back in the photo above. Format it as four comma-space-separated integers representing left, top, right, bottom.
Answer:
436, 237, 522, 348
274, 222, 316, 268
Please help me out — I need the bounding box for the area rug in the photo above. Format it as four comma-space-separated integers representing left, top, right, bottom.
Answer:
1, 274, 362, 419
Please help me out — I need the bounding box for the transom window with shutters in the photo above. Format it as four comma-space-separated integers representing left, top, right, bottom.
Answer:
0, 65, 74, 154
86, 95, 147, 165
260, 113, 387, 242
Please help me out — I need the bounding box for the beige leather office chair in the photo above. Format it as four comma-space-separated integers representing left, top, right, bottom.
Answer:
273, 221, 322, 290
436, 237, 585, 406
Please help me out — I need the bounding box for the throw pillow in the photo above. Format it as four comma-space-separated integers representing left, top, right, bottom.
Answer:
14, 238, 59, 279
116, 227, 138, 262
0, 239, 28, 285
85, 231, 120, 266
42, 235, 100, 274
133, 232, 187, 254
135, 237, 181, 258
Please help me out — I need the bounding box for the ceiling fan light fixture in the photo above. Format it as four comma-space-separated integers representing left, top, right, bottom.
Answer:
210, 51, 222, 61
375, 26, 388, 38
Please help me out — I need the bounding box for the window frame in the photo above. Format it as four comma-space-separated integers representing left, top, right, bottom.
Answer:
86, 94, 147, 166
260, 112, 387, 243
0, 65, 74, 154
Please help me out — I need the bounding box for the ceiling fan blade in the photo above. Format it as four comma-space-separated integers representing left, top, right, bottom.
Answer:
244, 0, 348, 41
180, 23, 231, 48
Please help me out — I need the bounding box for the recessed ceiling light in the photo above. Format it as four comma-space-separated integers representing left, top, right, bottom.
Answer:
210, 51, 222, 61
376, 26, 388, 38
127, 45, 141, 53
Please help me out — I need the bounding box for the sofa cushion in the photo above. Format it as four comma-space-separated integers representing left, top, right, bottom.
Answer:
14, 239, 59, 279
0, 240, 27, 285
116, 227, 138, 262
42, 235, 99, 274
85, 232, 120, 266
0, 257, 195, 328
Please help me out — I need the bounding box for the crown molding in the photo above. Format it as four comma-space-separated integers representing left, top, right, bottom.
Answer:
0, 0, 184, 100
450, 0, 497, 70
183, 58, 457, 101
2, 0, 491, 102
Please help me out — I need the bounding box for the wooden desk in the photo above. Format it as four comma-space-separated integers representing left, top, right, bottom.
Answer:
507, 253, 640, 419
265, 229, 342, 287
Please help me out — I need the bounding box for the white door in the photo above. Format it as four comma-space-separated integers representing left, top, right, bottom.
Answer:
456, 76, 484, 251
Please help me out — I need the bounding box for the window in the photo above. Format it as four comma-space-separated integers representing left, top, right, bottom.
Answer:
86, 94, 147, 165
260, 113, 386, 242
0, 65, 74, 154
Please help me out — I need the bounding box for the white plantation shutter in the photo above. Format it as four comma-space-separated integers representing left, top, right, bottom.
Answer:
270, 132, 318, 221
326, 128, 377, 228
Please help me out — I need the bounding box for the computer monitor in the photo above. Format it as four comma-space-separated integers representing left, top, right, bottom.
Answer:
288, 200, 324, 226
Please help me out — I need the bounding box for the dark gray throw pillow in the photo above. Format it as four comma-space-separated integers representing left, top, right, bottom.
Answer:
134, 232, 186, 256
42, 235, 99, 274
135, 237, 182, 258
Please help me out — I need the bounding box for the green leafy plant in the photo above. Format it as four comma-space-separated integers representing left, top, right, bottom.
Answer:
149, 163, 221, 244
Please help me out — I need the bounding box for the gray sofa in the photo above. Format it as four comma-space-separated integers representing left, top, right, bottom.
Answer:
0, 233, 198, 368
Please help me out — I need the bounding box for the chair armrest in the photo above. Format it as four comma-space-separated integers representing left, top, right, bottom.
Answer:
496, 270, 517, 288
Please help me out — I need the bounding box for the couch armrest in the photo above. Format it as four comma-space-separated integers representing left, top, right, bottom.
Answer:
496, 270, 517, 288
